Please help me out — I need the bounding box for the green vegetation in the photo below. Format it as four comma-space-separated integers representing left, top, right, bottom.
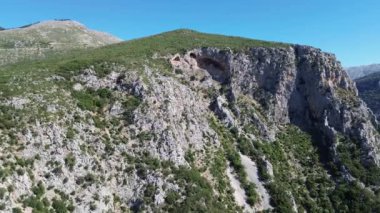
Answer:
0, 106, 17, 130
336, 87, 361, 107
355, 72, 380, 118
168, 166, 232, 212
165, 190, 180, 205
22, 181, 50, 212
51, 197, 74, 213
23, 196, 50, 212
137, 131, 154, 142
32, 181, 45, 198
12, 207, 22, 213
64, 153, 76, 171
209, 116, 258, 206
76, 173, 97, 187
240, 125, 380, 212
0, 29, 288, 100
66, 127, 75, 139
0, 187, 6, 199
121, 151, 236, 212
122, 95, 142, 124
260, 127, 333, 212
72, 88, 113, 112
1, 25, 380, 212
335, 136, 380, 186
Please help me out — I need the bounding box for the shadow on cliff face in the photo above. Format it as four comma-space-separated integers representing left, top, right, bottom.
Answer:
288, 50, 337, 169
195, 54, 230, 84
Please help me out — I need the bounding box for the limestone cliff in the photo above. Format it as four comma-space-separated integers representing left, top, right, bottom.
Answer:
0, 28, 379, 212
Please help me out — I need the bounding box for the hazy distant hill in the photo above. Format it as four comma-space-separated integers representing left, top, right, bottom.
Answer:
355, 72, 380, 118
0, 20, 121, 65
345, 64, 380, 118
346, 64, 380, 79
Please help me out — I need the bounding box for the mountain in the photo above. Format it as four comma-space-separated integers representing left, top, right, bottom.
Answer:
346, 64, 380, 79
0, 20, 121, 66
355, 72, 380, 118
1, 27, 380, 212
345, 64, 380, 119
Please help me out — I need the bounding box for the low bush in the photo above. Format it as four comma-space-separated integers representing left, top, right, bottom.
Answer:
122, 95, 141, 124
64, 153, 76, 171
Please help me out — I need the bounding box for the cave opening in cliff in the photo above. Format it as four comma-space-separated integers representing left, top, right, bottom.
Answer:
197, 57, 230, 84
189, 52, 197, 59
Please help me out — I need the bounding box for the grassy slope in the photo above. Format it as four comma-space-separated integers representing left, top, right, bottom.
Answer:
0, 21, 121, 67
0, 29, 289, 98
0, 21, 118, 49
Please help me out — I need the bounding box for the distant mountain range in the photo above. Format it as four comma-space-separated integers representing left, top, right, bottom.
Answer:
346, 64, 380, 79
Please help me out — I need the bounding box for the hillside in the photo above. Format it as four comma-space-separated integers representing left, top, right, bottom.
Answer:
0, 20, 121, 66
355, 72, 380, 118
0, 27, 380, 212
346, 64, 380, 79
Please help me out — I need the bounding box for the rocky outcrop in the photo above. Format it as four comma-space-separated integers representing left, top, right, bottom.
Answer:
171, 45, 380, 166
2, 28, 380, 212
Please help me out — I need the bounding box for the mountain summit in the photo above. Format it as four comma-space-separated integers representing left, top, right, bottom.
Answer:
0, 27, 379, 212
0, 20, 121, 65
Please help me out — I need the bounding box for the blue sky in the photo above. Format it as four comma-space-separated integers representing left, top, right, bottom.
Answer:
1, 0, 379, 67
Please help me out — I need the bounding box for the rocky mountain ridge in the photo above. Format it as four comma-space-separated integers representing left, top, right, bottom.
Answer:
346, 63, 380, 79
0, 27, 379, 212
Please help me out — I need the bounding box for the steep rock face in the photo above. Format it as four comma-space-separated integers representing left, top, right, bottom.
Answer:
2, 29, 380, 212
174, 46, 380, 166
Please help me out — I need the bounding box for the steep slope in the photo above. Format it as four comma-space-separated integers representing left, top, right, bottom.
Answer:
0, 20, 121, 66
346, 63, 380, 79
0, 29, 379, 212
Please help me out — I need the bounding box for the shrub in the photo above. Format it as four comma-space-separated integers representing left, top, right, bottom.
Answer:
52, 197, 73, 213
165, 191, 180, 205
23, 196, 48, 211
66, 127, 75, 139
64, 153, 76, 171
89, 202, 97, 211
7, 185, 14, 192
12, 208, 22, 213
32, 181, 45, 198
137, 131, 154, 142
122, 96, 141, 124
72, 88, 113, 112
0, 188, 6, 199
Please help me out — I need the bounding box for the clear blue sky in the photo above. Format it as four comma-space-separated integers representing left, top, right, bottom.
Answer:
1, 0, 379, 67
